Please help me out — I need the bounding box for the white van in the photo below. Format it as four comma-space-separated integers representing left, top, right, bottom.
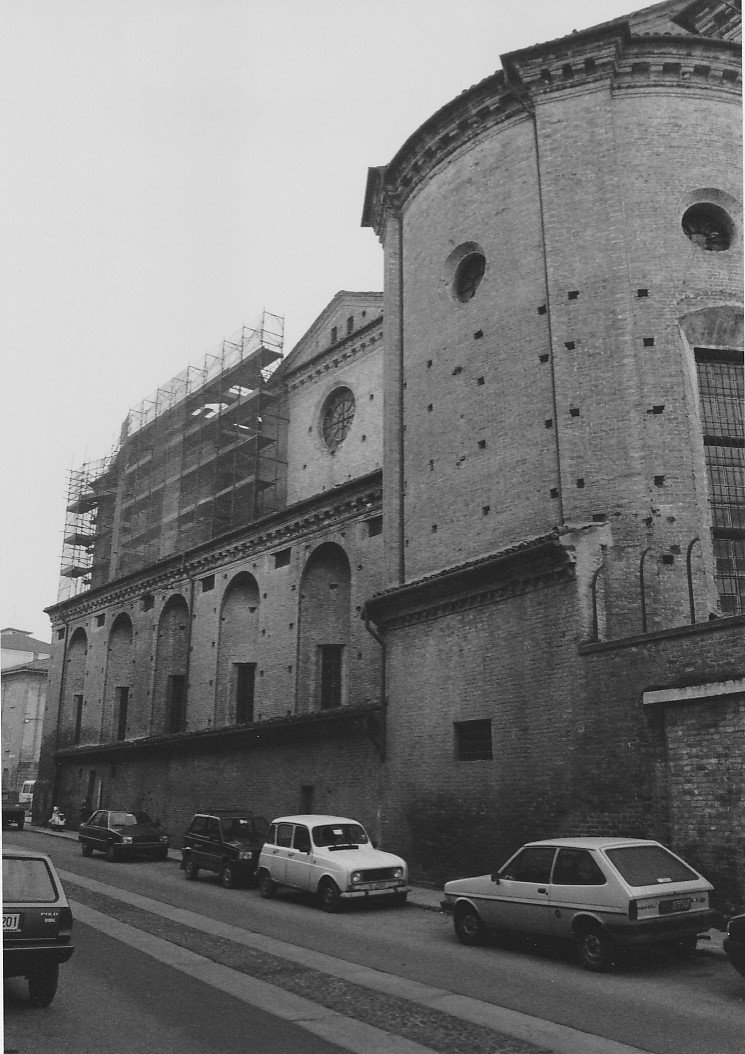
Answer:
18, 780, 36, 813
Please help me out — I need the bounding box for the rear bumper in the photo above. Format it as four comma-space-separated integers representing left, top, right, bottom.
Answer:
608, 911, 716, 946
112, 842, 169, 859
3, 943, 74, 977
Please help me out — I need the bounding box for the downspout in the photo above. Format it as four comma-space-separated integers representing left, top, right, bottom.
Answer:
183, 555, 196, 731
49, 616, 69, 824
507, 70, 565, 525
363, 606, 386, 848
362, 607, 386, 763
396, 216, 406, 584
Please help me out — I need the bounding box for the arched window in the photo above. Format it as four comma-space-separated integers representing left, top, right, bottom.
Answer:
62, 629, 88, 748
103, 614, 133, 742
153, 595, 190, 734
298, 544, 352, 711
215, 572, 260, 726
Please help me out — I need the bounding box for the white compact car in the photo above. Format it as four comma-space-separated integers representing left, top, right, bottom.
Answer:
256, 814, 409, 912
442, 837, 714, 971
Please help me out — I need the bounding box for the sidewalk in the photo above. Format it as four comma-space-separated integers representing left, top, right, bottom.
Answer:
23, 824, 726, 956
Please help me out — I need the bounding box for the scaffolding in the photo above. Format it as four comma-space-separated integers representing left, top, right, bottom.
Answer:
57, 311, 287, 597
58, 454, 118, 602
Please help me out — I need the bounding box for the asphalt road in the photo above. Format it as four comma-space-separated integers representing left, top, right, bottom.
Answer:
4, 829, 743, 1054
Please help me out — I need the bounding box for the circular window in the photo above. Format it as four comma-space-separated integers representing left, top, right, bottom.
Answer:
322, 388, 355, 449
682, 203, 733, 252
453, 251, 486, 301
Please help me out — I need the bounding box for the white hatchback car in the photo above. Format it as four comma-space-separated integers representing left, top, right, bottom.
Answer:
257, 814, 409, 912
442, 837, 714, 971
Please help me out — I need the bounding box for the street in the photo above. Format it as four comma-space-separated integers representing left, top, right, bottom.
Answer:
3, 829, 743, 1054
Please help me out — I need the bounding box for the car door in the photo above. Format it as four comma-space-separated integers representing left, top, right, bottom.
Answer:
264, 822, 294, 883
186, 816, 207, 865
549, 847, 610, 939
202, 818, 222, 874
89, 811, 109, 852
284, 824, 314, 891
487, 846, 556, 935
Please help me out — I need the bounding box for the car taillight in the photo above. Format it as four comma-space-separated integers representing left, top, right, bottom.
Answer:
628, 900, 638, 921
58, 907, 73, 939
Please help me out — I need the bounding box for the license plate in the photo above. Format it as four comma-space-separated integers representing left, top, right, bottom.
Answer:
3, 913, 20, 932
659, 897, 692, 915
366, 881, 395, 890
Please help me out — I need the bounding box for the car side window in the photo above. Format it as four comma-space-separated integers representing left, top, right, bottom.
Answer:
189, 816, 207, 836
205, 818, 221, 841
265, 824, 276, 845
502, 847, 556, 884
89, 811, 103, 826
276, 823, 293, 848
293, 826, 311, 853
98, 812, 109, 828
552, 848, 607, 886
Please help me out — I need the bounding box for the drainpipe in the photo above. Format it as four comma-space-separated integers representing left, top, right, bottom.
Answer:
507, 70, 565, 525
49, 617, 69, 824
362, 607, 386, 763
640, 547, 652, 634
183, 555, 196, 730
686, 537, 700, 625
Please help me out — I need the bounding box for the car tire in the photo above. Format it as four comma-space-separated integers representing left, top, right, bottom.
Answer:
81, 841, 93, 857
576, 923, 613, 972
105, 843, 118, 863
220, 861, 237, 889
258, 870, 276, 899
318, 878, 342, 913
454, 904, 486, 946
27, 963, 59, 1008
17, 818, 24, 831
184, 855, 199, 881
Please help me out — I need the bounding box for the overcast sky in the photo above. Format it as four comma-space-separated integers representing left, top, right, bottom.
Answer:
1, 0, 648, 642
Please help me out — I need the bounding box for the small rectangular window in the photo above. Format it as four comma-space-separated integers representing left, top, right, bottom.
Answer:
319, 644, 343, 710
96, 614, 105, 627
73, 695, 83, 745
201, 574, 215, 593
57, 628, 65, 640
274, 548, 291, 568
166, 674, 186, 733
141, 594, 155, 612
234, 663, 256, 724
455, 719, 493, 761
331, 326, 338, 344
366, 516, 383, 538
346, 316, 354, 334
116, 687, 129, 741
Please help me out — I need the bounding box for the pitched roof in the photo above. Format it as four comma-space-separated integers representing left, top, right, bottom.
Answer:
1, 628, 51, 653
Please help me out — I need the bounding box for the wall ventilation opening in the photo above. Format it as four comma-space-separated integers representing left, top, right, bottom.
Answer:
568, 290, 579, 300
637, 288, 649, 298
643, 337, 655, 347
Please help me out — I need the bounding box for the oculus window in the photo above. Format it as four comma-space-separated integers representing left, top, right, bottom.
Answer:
322, 388, 355, 449
682, 203, 734, 252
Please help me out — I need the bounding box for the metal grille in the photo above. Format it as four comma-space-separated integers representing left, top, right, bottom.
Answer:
696, 349, 745, 615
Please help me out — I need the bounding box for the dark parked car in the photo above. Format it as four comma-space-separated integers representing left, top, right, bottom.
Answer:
724, 914, 745, 977
2, 789, 25, 830
79, 809, 169, 862
3, 847, 74, 1006
181, 809, 269, 888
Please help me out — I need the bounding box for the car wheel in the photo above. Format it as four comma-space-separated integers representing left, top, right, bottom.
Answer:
318, 878, 342, 913
81, 841, 93, 857
576, 923, 613, 972
105, 843, 117, 863
258, 870, 276, 899
454, 904, 486, 946
27, 963, 59, 1008
184, 855, 199, 881
17, 818, 24, 831
220, 861, 237, 889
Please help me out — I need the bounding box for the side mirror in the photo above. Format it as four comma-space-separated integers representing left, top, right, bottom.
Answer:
490, 873, 501, 884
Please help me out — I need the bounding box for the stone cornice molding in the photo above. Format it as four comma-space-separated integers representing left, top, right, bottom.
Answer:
364, 534, 574, 631
284, 318, 384, 392
362, 22, 740, 238
47, 472, 382, 624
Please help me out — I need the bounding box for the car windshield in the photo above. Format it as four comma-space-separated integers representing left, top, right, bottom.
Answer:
312, 823, 368, 848
605, 845, 700, 886
110, 811, 153, 827
2, 858, 59, 903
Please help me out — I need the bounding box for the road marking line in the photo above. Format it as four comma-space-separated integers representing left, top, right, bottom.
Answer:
62, 871, 648, 1054
71, 900, 438, 1054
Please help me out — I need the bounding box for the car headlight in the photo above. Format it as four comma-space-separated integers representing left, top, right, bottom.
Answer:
122, 836, 133, 844
393, 867, 404, 880
160, 836, 168, 843
239, 851, 252, 861
351, 871, 363, 884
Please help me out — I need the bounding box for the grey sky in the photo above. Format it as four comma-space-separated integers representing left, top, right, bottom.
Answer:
1, 0, 648, 641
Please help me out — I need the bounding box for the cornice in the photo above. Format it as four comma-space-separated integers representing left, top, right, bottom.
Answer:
362, 24, 741, 239
364, 534, 574, 631
285, 318, 384, 392
47, 472, 382, 623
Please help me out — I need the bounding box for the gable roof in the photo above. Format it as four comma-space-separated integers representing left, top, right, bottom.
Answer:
280, 292, 383, 377
1, 628, 51, 653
